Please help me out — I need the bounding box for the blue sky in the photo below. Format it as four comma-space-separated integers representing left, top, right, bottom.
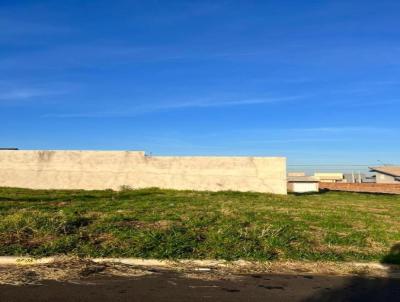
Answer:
1, 0, 399, 169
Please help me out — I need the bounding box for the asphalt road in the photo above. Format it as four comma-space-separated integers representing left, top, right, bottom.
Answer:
1, 271, 399, 302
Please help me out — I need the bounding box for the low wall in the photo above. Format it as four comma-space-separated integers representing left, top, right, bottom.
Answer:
0, 150, 287, 194
319, 183, 400, 194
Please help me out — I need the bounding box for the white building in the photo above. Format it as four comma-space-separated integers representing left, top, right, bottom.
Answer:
287, 176, 319, 193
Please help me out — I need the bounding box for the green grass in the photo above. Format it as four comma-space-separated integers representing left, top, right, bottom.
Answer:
0, 187, 399, 263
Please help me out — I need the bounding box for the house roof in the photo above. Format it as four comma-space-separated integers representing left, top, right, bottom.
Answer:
369, 166, 400, 177
314, 173, 343, 180
288, 176, 319, 182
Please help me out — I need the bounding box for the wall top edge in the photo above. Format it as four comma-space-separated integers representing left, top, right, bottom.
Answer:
0, 150, 286, 159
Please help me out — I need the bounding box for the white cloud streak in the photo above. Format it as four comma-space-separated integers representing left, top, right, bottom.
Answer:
0, 17, 70, 36
0, 86, 70, 105
0, 89, 51, 100
43, 95, 306, 118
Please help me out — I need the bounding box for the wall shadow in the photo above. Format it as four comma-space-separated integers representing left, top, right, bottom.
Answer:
303, 244, 400, 302
382, 243, 400, 265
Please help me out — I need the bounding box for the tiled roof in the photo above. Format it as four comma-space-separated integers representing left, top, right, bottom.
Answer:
369, 166, 400, 177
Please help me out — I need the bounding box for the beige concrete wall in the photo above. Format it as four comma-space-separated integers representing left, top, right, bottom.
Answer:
375, 172, 398, 184
0, 150, 287, 194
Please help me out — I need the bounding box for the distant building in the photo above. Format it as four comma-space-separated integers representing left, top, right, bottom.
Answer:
288, 172, 306, 177
369, 166, 400, 184
343, 173, 376, 183
362, 175, 376, 183
314, 173, 343, 183
343, 173, 360, 183
287, 176, 319, 193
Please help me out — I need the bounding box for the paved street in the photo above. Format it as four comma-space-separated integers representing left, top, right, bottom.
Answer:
1, 271, 399, 302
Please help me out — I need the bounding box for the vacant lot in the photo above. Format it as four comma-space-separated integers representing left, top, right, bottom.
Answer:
0, 188, 399, 263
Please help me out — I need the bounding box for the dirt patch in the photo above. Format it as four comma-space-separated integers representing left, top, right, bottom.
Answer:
48, 201, 70, 207
182, 270, 242, 282
314, 244, 385, 255
0, 258, 153, 286
115, 220, 175, 230
172, 260, 400, 279
0, 230, 55, 249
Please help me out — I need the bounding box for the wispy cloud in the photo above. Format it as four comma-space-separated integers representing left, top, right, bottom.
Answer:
239, 138, 350, 144
137, 1, 225, 24
339, 99, 400, 108
0, 17, 70, 41
0, 85, 70, 104
289, 127, 395, 134
0, 42, 280, 71
0, 89, 52, 100
152, 95, 303, 109
43, 95, 305, 118
201, 126, 399, 142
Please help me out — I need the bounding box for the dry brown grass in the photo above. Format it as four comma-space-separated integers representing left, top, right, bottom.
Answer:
0, 258, 153, 285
